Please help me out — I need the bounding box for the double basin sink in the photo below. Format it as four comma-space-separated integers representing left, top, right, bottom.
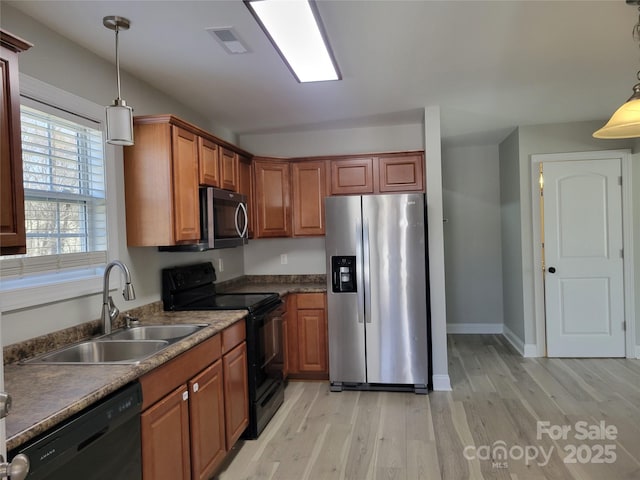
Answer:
23, 324, 209, 365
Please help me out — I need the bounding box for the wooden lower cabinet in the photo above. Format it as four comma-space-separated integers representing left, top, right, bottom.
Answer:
141, 385, 191, 480
140, 325, 248, 480
189, 361, 226, 480
223, 342, 249, 448
286, 293, 328, 380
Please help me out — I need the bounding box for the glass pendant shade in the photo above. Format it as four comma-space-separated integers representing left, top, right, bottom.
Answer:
594, 84, 640, 139
105, 99, 134, 146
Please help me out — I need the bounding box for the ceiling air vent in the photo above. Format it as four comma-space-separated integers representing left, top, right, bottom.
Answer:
206, 27, 250, 54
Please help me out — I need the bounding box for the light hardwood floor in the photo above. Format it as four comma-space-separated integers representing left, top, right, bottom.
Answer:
216, 335, 640, 479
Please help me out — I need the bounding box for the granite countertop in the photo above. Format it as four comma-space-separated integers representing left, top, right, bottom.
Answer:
5, 278, 327, 451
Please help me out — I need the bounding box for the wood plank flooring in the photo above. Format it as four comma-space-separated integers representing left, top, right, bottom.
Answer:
215, 335, 640, 479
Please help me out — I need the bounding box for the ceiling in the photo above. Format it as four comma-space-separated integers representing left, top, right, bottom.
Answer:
6, 0, 638, 145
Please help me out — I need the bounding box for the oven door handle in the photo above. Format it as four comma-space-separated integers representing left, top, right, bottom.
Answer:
235, 203, 248, 239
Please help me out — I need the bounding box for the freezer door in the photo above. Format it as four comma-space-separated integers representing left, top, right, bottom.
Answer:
362, 194, 429, 385
325, 196, 366, 384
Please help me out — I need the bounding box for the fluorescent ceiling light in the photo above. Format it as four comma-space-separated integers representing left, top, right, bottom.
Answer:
245, 0, 341, 83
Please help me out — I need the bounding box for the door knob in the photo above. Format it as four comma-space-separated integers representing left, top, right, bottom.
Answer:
548, 267, 556, 273
0, 454, 29, 480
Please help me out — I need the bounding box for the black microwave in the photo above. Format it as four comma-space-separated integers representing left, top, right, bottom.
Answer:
160, 187, 248, 252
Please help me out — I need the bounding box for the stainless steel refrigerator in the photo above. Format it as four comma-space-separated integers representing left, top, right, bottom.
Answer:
325, 193, 429, 394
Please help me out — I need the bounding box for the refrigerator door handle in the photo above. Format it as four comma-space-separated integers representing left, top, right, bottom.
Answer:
356, 220, 365, 323
363, 219, 372, 324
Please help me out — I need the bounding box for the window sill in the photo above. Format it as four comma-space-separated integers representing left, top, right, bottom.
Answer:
0, 268, 104, 312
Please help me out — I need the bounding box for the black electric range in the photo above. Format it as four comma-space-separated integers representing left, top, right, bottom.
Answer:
161, 262, 284, 439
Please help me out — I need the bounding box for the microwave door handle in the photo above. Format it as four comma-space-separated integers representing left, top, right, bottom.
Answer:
207, 188, 215, 247
239, 203, 248, 238
234, 203, 249, 239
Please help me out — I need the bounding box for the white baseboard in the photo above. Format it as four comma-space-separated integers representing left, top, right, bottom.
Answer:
446, 323, 504, 334
502, 324, 539, 357
432, 374, 452, 391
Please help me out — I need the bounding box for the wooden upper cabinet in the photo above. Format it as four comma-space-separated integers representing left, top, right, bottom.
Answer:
124, 121, 200, 246
172, 127, 200, 243
237, 154, 254, 238
291, 160, 327, 236
0, 31, 31, 255
330, 157, 374, 195
378, 153, 424, 192
198, 136, 220, 187
220, 147, 238, 192
254, 158, 291, 238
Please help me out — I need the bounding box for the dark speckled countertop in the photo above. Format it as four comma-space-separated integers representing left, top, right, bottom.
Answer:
4, 278, 326, 451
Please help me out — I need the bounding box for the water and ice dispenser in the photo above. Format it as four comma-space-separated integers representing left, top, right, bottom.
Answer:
331, 256, 357, 293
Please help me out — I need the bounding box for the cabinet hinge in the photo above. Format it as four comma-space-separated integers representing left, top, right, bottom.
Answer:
619, 176, 623, 186
623, 321, 626, 332
621, 249, 624, 259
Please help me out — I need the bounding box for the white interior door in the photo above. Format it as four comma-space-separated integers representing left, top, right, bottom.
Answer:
543, 158, 625, 357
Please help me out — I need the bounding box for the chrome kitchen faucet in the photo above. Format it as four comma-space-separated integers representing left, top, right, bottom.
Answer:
101, 260, 136, 334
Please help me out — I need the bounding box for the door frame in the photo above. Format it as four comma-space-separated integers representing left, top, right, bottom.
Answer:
530, 150, 635, 358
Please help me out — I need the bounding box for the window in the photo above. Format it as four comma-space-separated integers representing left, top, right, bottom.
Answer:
0, 75, 118, 311
20, 104, 107, 258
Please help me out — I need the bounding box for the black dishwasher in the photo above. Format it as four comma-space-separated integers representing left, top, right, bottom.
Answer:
9, 381, 142, 480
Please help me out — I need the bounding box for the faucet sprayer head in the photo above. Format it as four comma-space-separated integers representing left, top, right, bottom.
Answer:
123, 282, 136, 301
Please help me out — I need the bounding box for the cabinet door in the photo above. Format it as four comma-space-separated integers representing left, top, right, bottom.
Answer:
291, 161, 327, 236
330, 157, 374, 195
298, 308, 328, 373
254, 159, 291, 238
220, 147, 238, 192
189, 361, 226, 480
141, 385, 191, 480
238, 155, 254, 238
378, 153, 424, 192
0, 39, 26, 255
223, 342, 249, 448
172, 127, 200, 242
198, 137, 220, 187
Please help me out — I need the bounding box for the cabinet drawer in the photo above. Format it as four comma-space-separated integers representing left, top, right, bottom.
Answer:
222, 320, 246, 353
296, 293, 325, 309
140, 334, 221, 410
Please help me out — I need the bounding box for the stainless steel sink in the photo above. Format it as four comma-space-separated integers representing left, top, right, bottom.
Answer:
103, 324, 208, 342
23, 340, 169, 365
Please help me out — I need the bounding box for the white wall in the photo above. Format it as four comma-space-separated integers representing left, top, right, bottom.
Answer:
0, 6, 243, 345
239, 124, 424, 158
442, 144, 503, 330
244, 238, 326, 275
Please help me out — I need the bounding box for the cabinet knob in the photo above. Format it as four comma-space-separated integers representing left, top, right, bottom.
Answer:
182, 391, 189, 401
548, 267, 556, 274
0, 454, 29, 480
193, 382, 199, 393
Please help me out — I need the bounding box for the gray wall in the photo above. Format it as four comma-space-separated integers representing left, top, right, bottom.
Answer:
0, 6, 243, 345
501, 120, 637, 352
442, 144, 503, 329
499, 129, 526, 342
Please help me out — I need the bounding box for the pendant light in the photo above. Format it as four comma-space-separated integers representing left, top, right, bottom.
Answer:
103, 15, 134, 146
594, 3, 640, 139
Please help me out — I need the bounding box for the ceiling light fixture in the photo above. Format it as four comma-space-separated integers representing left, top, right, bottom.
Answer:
244, 0, 341, 83
594, 1, 640, 139
103, 15, 134, 145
